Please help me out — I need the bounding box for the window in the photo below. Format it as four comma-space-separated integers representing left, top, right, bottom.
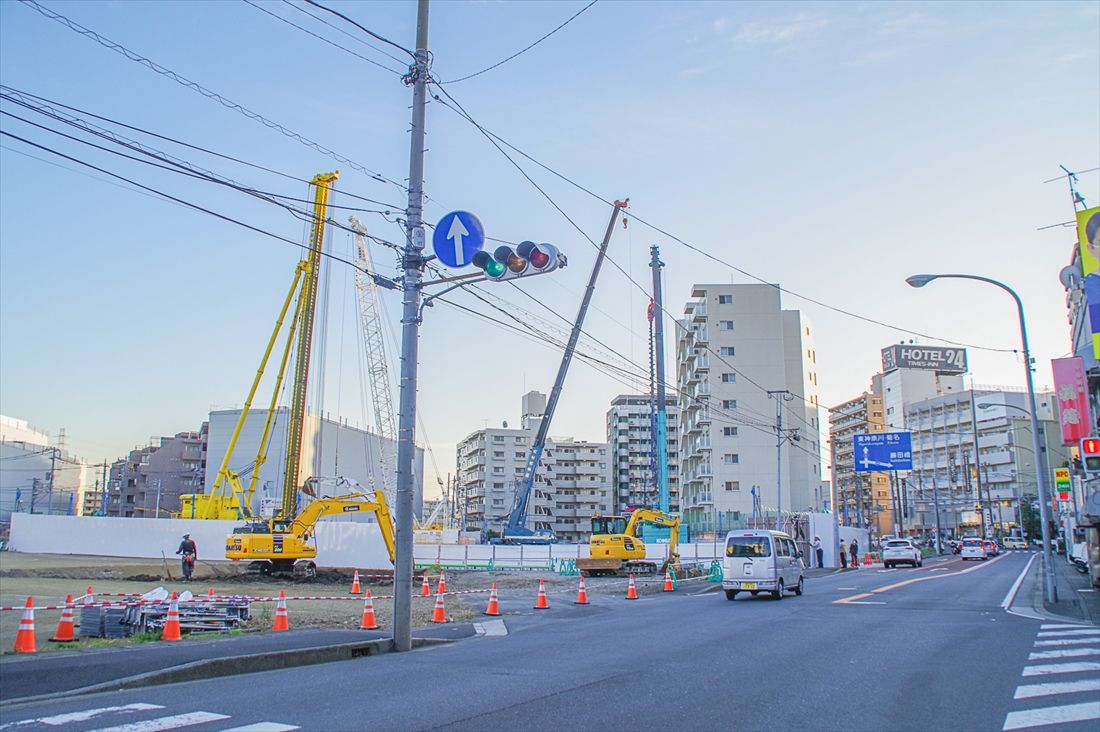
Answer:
720, 346, 735, 356
776, 539, 789, 557
493, 467, 504, 474
726, 536, 770, 557
492, 499, 504, 506
493, 435, 504, 443
515, 452, 526, 459
718, 294, 733, 304
493, 482, 504, 489
723, 454, 739, 465
493, 451, 504, 459
722, 373, 736, 383
724, 481, 740, 491
723, 427, 738, 437
722, 400, 737, 409
719, 320, 735, 330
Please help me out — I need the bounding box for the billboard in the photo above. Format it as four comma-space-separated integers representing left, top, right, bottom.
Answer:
853, 432, 912, 472
1077, 205, 1100, 276
881, 345, 967, 374
1052, 357, 1090, 445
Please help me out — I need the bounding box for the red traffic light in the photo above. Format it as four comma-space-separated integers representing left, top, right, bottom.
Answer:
1082, 437, 1100, 455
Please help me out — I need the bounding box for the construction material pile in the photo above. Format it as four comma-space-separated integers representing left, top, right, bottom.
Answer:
79, 588, 250, 638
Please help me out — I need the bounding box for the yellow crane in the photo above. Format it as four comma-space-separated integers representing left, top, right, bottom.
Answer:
576, 509, 682, 577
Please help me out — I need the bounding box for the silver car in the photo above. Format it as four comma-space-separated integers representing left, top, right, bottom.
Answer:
882, 538, 922, 568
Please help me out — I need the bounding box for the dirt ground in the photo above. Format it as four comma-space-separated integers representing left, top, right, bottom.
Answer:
0, 552, 704, 653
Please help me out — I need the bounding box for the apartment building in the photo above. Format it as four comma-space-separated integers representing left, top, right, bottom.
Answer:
108, 427, 207, 518
606, 394, 679, 512
829, 386, 892, 536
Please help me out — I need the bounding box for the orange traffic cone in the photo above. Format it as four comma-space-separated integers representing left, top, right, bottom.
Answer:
663, 569, 675, 592
534, 579, 550, 610
420, 574, 431, 597
84, 586, 94, 606
50, 594, 76, 642
431, 592, 447, 623
14, 597, 36, 653
359, 591, 379, 630
161, 592, 182, 642
207, 587, 215, 601
350, 570, 362, 595
625, 574, 639, 600
574, 576, 590, 605
437, 570, 447, 595
272, 590, 289, 631
483, 583, 501, 616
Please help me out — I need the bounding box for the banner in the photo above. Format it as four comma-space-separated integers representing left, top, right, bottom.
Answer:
1052, 357, 1090, 445
1077, 206, 1100, 276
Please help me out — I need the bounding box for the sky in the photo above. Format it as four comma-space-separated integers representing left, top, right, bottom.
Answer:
1, 0, 1097, 498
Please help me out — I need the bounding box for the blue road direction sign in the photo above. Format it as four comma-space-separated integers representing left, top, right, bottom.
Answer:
853, 432, 913, 472
432, 211, 484, 268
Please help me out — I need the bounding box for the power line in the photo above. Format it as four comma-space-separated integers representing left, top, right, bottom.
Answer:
280, 0, 409, 66
301, 0, 415, 60
444, 0, 599, 84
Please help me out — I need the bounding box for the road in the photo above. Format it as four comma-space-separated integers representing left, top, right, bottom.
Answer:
2, 552, 1097, 732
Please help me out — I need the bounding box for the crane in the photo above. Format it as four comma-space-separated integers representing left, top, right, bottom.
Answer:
499, 199, 628, 544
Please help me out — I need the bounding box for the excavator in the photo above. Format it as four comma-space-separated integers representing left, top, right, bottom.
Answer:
576, 509, 682, 577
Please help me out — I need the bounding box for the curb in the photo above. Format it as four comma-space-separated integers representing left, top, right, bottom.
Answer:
1007, 555, 1100, 627
0, 636, 450, 708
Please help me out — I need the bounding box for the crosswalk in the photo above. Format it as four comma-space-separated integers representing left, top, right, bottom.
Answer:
1003, 624, 1100, 731
0, 704, 298, 732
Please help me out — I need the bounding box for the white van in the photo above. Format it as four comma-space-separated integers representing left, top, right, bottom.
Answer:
722, 529, 804, 601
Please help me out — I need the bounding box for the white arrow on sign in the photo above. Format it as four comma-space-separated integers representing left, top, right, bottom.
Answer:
859, 446, 892, 470
447, 215, 470, 265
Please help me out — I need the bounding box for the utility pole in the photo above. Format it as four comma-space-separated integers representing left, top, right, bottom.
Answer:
969, 388, 994, 537
768, 390, 795, 531
931, 474, 944, 554
649, 245, 670, 514
46, 447, 58, 515
393, 0, 430, 654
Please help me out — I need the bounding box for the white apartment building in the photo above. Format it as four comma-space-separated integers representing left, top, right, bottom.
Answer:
0, 415, 95, 522
676, 284, 823, 537
456, 391, 613, 542
606, 394, 679, 512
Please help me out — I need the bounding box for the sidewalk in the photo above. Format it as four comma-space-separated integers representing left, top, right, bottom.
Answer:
1018, 553, 1100, 626
0, 625, 474, 706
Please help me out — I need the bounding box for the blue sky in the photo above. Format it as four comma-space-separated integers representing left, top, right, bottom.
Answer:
1, 0, 1097, 494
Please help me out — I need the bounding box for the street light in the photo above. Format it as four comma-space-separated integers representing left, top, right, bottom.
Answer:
906, 273, 1057, 604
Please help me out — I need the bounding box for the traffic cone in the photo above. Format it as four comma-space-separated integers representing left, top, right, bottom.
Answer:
207, 587, 215, 601
663, 569, 675, 592
161, 592, 182, 642
84, 586, 94, 606
431, 591, 447, 623
534, 579, 550, 610
272, 590, 289, 631
483, 583, 501, 616
49, 594, 76, 642
420, 574, 431, 597
625, 574, 639, 600
359, 590, 379, 630
574, 576, 589, 605
350, 570, 362, 595
437, 570, 447, 595
14, 597, 36, 654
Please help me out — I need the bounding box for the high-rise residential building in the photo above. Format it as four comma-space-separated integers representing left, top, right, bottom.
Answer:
606, 394, 679, 512
456, 391, 613, 541
1, 415, 95, 521
829, 386, 892, 536
676, 284, 823, 536
108, 427, 207, 518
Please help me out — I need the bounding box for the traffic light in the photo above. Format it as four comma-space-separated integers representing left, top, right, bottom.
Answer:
471, 241, 563, 282
1080, 437, 1100, 477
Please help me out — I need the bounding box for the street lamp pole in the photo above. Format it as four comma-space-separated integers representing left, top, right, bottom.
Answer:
907, 273, 1057, 603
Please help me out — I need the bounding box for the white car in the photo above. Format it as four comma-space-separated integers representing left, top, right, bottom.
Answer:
882, 539, 922, 568
960, 538, 987, 561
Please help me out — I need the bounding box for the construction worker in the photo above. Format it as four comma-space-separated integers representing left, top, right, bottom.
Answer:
176, 533, 197, 582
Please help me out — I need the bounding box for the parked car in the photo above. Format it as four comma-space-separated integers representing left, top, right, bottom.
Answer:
1003, 536, 1027, 550
722, 529, 804, 601
882, 539, 922, 568
960, 538, 987, 561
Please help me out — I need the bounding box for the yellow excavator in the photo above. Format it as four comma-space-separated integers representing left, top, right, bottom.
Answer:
576, 509, 681, 577
225, 491, 395, 578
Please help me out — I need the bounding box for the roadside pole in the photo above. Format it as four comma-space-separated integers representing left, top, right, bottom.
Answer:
931, 476, 943, 554
393, 0, 430, 653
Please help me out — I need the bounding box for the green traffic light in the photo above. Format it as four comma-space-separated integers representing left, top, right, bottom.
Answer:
485, 259, 506, 278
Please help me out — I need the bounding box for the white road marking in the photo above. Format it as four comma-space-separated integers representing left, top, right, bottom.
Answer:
836, 587, 858, 590
1037, 629, 1100, 638
1013, 679, 1100, 699
1002, 701, 1100, 730
0, 705, 164, 730
844, 601, 886, 605
1079, 589, 1097, 593
1035, 638, 1100, 647
1002, 554, 1037, 610
221, 724, 300, 732
1041, 624, 1092, 630
1029, 647, 1100, 660
89, 712, 229, 732
1022, 661, 1100, 676
473, 619, 508, 637
929, 567, 950, 572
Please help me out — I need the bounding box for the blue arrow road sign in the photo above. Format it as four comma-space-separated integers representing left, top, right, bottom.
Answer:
853, 432, 912, 472
432, 211, 484, 268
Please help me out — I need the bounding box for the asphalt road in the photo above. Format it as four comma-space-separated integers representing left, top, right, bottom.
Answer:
2, 551, 1098, 732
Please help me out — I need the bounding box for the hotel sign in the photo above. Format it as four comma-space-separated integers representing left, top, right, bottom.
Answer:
882, 345, 967, 374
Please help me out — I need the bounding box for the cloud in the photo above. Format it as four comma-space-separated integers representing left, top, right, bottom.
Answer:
713, 17, 730, 34
1056, 51, 1092, 63
733, 13, 829, 46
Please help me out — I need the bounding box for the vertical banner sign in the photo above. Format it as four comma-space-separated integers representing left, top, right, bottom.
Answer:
1077, 206, 1100, 358
1052, 357, 1090, 445
1054, 468, 1071, 502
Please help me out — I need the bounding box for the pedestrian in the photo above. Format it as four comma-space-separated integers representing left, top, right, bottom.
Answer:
839, 539, 848, 569
850, 538, 860, 569
812, 536, 824, 569
176, 533, 197, 582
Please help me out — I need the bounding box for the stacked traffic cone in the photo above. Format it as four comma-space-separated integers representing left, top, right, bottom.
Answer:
663, 569, 675, 592
420, 574, 431, 597
431, 592, 447, 623
14, 597, 36, 654
574, 576, 590, 605
483, 584, 501, 616
350, 570, 362, 595
84, 586, 94, 606
161, 592, 182, 642
359, 591, 379, 630
49, 594, 76, 642
272, 590, 289, 631
625, 574, 639, 600
534, 579, 550, 610
437, 570, 447, 595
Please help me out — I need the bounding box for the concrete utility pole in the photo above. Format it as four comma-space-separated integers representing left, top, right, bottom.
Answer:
768, 390, 795, 531
649, 245, 670, 514
46, 447, 58, 515
393, 0, 430, 654
969, 388, 994, 537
